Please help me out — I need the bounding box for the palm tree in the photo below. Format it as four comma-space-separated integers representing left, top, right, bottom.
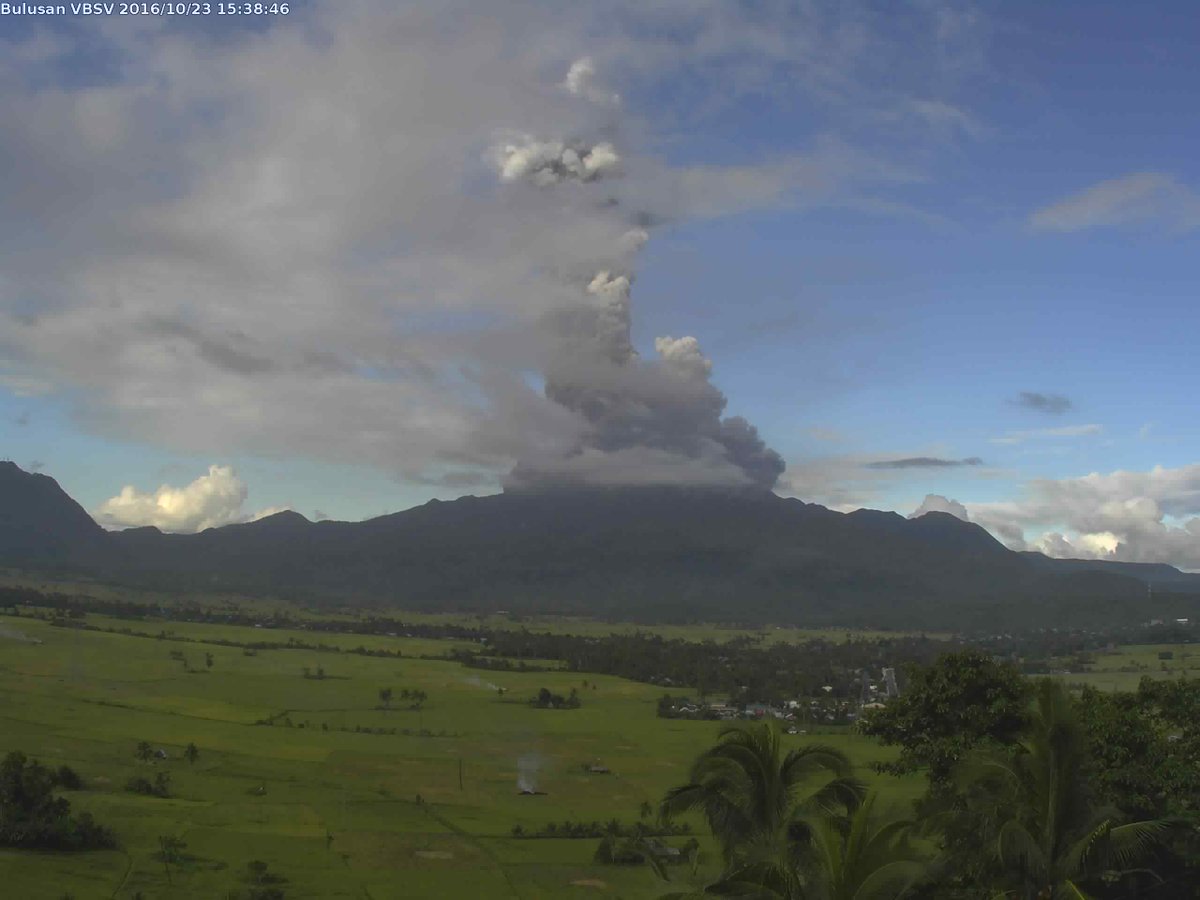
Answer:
662, 792, 928, 900
799, 792, 928, 900
952, 679, 1174, 899
660, 722, 865, 898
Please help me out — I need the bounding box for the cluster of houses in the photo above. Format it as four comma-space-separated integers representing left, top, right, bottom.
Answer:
659, 667, 901, 727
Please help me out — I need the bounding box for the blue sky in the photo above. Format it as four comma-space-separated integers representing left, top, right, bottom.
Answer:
2, 2, 1198, 567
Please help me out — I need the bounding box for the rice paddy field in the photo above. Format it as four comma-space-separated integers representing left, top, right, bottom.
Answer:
0, 611, 925, 900
1055, 641, 1200, 692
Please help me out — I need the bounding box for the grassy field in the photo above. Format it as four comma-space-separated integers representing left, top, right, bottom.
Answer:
1055, 642, 1200, 692
0, 569, 951, 645
0, 613, 924, 900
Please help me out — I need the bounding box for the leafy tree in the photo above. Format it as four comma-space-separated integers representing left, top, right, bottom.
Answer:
379, 687, 393, 709
0, 751, 114, 850
184, 743, 199, 765
157, 833, 186, 884
948, 679, 1175, 899
135, 740, 153, 763
861, 650, 1030, 783
1076, 680, 1200, 894
661, 722, 864, 896
205, 651, 214, 670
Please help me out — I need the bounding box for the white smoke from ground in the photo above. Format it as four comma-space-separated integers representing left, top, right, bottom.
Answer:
464, 675, 501, 692
0, 625, 41, 644
517, 752, 543, 793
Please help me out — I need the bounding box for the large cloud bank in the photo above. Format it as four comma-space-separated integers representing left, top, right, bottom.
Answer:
0, 2, 988, 501
965, 464, 1200, 569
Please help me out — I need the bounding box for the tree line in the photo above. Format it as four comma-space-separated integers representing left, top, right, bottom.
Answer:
641, 651, 1199, 898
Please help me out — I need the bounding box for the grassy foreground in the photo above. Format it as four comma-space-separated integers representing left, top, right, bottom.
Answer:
0, 614, 922, 899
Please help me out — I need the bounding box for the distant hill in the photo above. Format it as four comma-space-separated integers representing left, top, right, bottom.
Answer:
1, 462, 1197, 630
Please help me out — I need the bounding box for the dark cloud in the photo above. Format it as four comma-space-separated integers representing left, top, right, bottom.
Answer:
313, 509, 329, 521
1013, 391, 1072, 415
865, 456, 983, 470
143, 318, 276, 377
27, 460, 44, 472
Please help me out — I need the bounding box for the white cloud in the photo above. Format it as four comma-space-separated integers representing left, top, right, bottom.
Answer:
905, 98, 987, 138
1029, 172, 1200, 233
95, 465, 286, 533
969, 463, 1200, 568
909, 494, 970, 521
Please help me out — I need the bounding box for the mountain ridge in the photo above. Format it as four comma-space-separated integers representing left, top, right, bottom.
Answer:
2, 461, 1197, 629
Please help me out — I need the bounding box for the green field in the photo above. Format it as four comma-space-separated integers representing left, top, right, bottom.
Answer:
1054, 642, 1200, 692
0, 614, 923, 899
0, 569, 951, 646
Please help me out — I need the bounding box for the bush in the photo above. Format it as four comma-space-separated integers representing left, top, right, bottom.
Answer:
54, 765, 83, 790
125, 771, 171, 798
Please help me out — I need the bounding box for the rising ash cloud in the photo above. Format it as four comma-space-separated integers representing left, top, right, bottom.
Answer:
495, 66, 785, 492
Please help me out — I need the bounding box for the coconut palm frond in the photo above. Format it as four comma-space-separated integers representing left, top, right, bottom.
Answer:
995, 819, 1046, 877
801, 774, 868, 820
1053, 878, 1092, 900
1102, 818, 1177, 870
850, 858, 929, 900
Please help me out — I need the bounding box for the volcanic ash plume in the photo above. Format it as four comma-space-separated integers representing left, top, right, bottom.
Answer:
492, 59, 785, 493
